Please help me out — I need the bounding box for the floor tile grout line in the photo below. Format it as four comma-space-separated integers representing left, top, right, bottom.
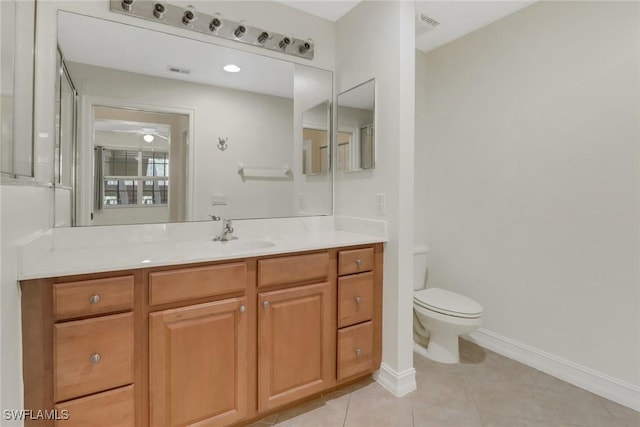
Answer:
341, 386, 352, 427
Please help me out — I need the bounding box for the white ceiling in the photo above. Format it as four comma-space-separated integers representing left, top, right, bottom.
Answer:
274, 0, 361, 22
415, 1, 536, 53
275, 0, 535, 53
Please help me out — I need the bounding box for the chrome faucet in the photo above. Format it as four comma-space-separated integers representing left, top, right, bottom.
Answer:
214, 218, 237, 242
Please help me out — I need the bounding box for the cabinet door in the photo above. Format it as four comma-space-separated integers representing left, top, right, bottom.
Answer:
149, 297, 249, 427
258, 282, 333, 411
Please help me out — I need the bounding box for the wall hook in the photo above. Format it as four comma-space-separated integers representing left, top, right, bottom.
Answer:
217, 137, 229, 151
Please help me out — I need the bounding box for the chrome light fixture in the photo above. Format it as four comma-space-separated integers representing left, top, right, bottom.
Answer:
182, 8, 195, 25
256, 31, 270, 45
152, 2, 165, 19
298, 42, 311, 54
233, 24, 246, 39
209, 16, 222, 32
278, 37, 291, 50
121, 0, 134, 12
109, 0, 315, 59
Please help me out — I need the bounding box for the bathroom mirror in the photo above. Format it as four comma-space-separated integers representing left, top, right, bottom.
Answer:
1, 0, 36, 178
336, 80, 375, 171
56, 11, 332, 226
302, 101, 330, 175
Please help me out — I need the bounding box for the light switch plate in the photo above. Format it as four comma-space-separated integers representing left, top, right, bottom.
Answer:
375, 193, 385, 216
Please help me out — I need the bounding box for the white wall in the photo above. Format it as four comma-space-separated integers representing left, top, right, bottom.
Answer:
415, 0, 639, 393
335, 1, 416, 395
0, 185, 53, 424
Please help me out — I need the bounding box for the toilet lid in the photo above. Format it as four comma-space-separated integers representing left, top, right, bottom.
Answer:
414, 287, 483, 318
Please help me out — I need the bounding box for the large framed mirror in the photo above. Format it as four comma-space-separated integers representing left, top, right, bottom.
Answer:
56, 11, 332, 226
336, 79, 375, 172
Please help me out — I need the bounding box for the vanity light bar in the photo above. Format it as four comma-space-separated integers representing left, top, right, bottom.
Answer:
109, 0, 315, 60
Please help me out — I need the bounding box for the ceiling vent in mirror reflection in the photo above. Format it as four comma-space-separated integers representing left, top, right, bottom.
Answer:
168, 66, 191, 75
109, 0, 314, 60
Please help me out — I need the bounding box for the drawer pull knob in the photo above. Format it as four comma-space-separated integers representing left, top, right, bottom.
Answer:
90, 353, 101, 364
355, 296, 362, 304
240, 305, 247, 313
263, 301, 270, 309
355, 348, 362, 357
355, 258, 362, 266
89, 294, 101, 305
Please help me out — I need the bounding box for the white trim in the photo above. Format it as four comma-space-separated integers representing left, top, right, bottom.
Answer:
468, 328, 640, 412
373, 363, 416, 397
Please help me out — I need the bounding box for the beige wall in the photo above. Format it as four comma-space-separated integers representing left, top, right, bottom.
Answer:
415, 0, 639, 391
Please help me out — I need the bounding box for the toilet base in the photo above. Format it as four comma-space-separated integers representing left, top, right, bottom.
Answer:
424, 331, 460, 364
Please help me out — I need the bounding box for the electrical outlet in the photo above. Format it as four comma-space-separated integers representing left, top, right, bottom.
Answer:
375, 193, 385, 216
211, 194, 227, 206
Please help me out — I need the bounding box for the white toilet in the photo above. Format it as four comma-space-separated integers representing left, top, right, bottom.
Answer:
413, 245, 483, 364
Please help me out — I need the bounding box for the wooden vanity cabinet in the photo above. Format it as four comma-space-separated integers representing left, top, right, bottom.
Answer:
146, 260, 254, 427
149, 297, 250, 427
256, 251, 335, 411
21, 243, 383, 427
21, 273, 139, 427
336, 246, 383, 382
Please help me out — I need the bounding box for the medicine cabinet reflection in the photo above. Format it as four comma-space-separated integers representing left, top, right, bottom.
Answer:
336, 79, 375, 171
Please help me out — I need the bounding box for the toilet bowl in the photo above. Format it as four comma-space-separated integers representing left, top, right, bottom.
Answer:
413, 245, 483, 364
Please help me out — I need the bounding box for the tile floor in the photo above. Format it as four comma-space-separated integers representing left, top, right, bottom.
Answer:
249, 339, 640, 427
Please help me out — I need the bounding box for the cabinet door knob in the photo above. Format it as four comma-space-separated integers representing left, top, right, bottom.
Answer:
263, 301, 270, 309
239, 305, 247, 313
354, 296, 362, 304
355, 258, 362, 266
90, 353, 101, 364
89, 294, 101, 305
355, 348, 362, 357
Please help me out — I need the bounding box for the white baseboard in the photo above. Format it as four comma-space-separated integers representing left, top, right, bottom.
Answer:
468, 328, 640, 412
373, 363, 416, 397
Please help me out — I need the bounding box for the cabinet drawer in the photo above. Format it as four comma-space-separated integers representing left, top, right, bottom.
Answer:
55, 385, 134, 427
258, 252, 329, 288
337, 321, 373, 380
54, 313, 134, 402
53, 276, 134, 321
149, 262, 247, 305
339, 248, 374, 276
338, 272, 374, 328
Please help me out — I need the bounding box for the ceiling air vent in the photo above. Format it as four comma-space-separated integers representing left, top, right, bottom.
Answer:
168, 66, 192, 75
416, 12, 440, 36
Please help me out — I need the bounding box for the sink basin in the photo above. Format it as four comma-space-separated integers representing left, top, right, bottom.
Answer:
217, 238, 277, 252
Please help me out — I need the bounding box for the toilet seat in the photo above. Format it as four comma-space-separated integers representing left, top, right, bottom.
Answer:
414, 287, 483, 319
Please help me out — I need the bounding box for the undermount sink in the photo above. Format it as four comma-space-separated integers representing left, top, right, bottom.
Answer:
217, 238, 277, 252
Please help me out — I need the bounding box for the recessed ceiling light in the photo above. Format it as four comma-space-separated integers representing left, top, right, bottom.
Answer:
223, 64, 241, 73
143, 134, 155, 143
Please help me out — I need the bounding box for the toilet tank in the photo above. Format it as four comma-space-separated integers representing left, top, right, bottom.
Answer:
413, 244, 429, 291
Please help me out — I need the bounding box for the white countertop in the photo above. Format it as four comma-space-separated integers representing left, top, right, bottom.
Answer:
18, 216, 387, 280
